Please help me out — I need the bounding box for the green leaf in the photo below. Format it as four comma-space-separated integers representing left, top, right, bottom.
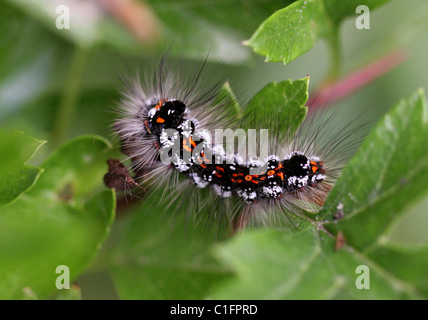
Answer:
33, 135, 114, 200
210, 230, 406, 299
0, 131, 45, 207
243, 76, 308, 136
245, 0, 390, 64
210, 89, 428, 299
0, 135, 116, 299
109, 193, 231, 300
322, 89, 428, 248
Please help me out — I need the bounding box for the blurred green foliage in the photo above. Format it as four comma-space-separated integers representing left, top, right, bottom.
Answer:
0, 0, 427, 300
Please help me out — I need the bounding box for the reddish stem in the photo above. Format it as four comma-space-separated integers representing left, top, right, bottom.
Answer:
307, 49, 408, 109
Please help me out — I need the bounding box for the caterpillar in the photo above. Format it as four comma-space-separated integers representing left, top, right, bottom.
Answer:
105, 58, 363, 231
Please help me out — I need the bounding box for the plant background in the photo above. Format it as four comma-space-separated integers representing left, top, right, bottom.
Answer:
0, 0, 427, 299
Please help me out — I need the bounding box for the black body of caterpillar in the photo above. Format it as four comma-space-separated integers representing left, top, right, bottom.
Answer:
144, 98, 326, 203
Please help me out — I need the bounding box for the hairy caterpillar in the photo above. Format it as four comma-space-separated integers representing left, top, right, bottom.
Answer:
105, 57, 363, 231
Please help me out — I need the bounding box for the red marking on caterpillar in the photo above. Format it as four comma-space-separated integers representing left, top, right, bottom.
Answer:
108, 58, 364, 231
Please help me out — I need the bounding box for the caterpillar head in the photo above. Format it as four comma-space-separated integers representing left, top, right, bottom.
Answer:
146, 99, 187, 134
282, 153, 326, 191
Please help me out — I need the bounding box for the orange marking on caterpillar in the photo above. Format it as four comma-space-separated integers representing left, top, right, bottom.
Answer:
250, 175, 259, 184
183, 138, 192, 152
310, 161, 318, 173
199, 149, 209, 162
214, 169, 223, 178
216, 166, 225, 172
154, 100, 164, 110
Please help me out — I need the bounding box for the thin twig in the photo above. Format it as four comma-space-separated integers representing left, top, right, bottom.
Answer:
308, 49, 408, 109
51, 47, 89, 148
